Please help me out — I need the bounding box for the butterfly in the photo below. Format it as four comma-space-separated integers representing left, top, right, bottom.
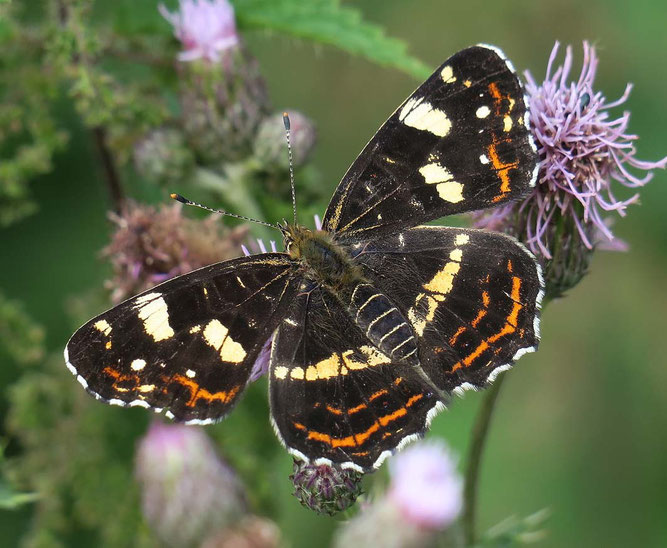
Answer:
65, 45, 543, 473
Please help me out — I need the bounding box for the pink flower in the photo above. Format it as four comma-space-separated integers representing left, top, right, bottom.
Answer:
388, 440, 463, 529
135, 421, 246, 546
474, 42, 666, 258
160, 0, 239, 62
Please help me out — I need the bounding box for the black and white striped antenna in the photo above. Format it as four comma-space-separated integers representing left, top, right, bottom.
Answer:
283, 112, 298, 226
170, 193, 279, 230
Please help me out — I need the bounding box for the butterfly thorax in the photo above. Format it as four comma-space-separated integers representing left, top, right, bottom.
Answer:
283, 224, 363, 291
284, 223, 419, 364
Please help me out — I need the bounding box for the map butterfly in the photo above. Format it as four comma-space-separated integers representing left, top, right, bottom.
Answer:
65, 45, 543, 472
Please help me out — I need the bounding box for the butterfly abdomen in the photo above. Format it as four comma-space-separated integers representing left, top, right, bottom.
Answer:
287, 225, 418, 364
347, 282, 418, 364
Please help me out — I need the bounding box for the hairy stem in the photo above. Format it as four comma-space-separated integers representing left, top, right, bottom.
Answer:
462, 371, 507, 546
92, 126, 124, 213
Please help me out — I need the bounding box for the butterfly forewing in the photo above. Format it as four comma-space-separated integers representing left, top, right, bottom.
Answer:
65, 254, 299, 424
349, 226, 543, 392
269, 286, 443, 471
324, 45, 538, 238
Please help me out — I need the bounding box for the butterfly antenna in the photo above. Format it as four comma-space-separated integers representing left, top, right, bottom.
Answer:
283, 112, 297, 226
170, 193, 280, 230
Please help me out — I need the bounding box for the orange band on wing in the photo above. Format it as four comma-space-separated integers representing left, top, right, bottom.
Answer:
452, 262, 523, 372
295, 393, 424, 448
487, 82, 519, 202
169, 373, 240, 407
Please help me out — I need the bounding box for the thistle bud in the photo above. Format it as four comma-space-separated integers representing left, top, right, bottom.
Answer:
291, 460, 363, 516
135, 421, 246, 547
161, 0, 270, 163
133, 128, 195, 185
254, 110, 317, 171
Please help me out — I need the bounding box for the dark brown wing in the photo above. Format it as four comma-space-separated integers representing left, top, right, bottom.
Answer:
65, 254, 299, 424
323, 45, 538, 238
349, 226, 543, 392
268, 284, 444, 472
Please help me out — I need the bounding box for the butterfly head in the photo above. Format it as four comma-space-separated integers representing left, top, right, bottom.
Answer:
279, 222, 313, 258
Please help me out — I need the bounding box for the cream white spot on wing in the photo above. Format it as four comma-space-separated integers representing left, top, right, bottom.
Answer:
203, 319, 247, 363
424, 262, 460, 296
440, 65, 456, 83
189, 325, 201, 334
290, 367, 305, 380
139, 384, 155, 393
94, 319, 112, 336
408, 236, 468, 335
455, 233, 470, 246
131, 359, 146, 371
274, 366, 289, 379
186, 369, 196, 378
479, 154, 489, 164
503, 115, 513, 132
476, 105, 491, 118
134, 293, 174, 342
399, 97, 451, 137
419, 162, 454, 184
436, 182, 464, 203
419, 162, 463, 203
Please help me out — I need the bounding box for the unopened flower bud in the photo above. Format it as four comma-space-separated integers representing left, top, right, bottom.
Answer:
135, 421, 246, 547
133, 128, 195, 185
254, 110, 317, 171
291, 460, 363, 516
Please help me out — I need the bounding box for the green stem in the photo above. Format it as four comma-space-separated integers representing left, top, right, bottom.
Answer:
462, 371, 507, 546
193, 165, 274, 243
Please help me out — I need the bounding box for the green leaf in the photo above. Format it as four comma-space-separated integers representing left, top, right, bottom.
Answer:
233, 0, 430, 80
0, 444, 39, 510
0, 482, 40, 510
478, 508, 551, 546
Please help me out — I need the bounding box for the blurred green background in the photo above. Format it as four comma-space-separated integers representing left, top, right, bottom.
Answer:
2, 0, 666, 546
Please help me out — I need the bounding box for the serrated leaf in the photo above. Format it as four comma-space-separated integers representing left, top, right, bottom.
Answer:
232, 0, 430, 80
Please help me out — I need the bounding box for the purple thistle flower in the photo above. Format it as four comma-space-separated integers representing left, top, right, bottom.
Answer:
104, 202, 247, 303
334, 440, 462, 547
159, 0, 239, 63
473, 42, 666, 297
388, 440, 462, 529
135, 421, 246, 546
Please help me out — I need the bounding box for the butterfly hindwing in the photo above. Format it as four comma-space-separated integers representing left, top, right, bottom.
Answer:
348, 226, 543, 392
268, 286, 443, 471
324, 45, 538, 238
65, 254, 299, 424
